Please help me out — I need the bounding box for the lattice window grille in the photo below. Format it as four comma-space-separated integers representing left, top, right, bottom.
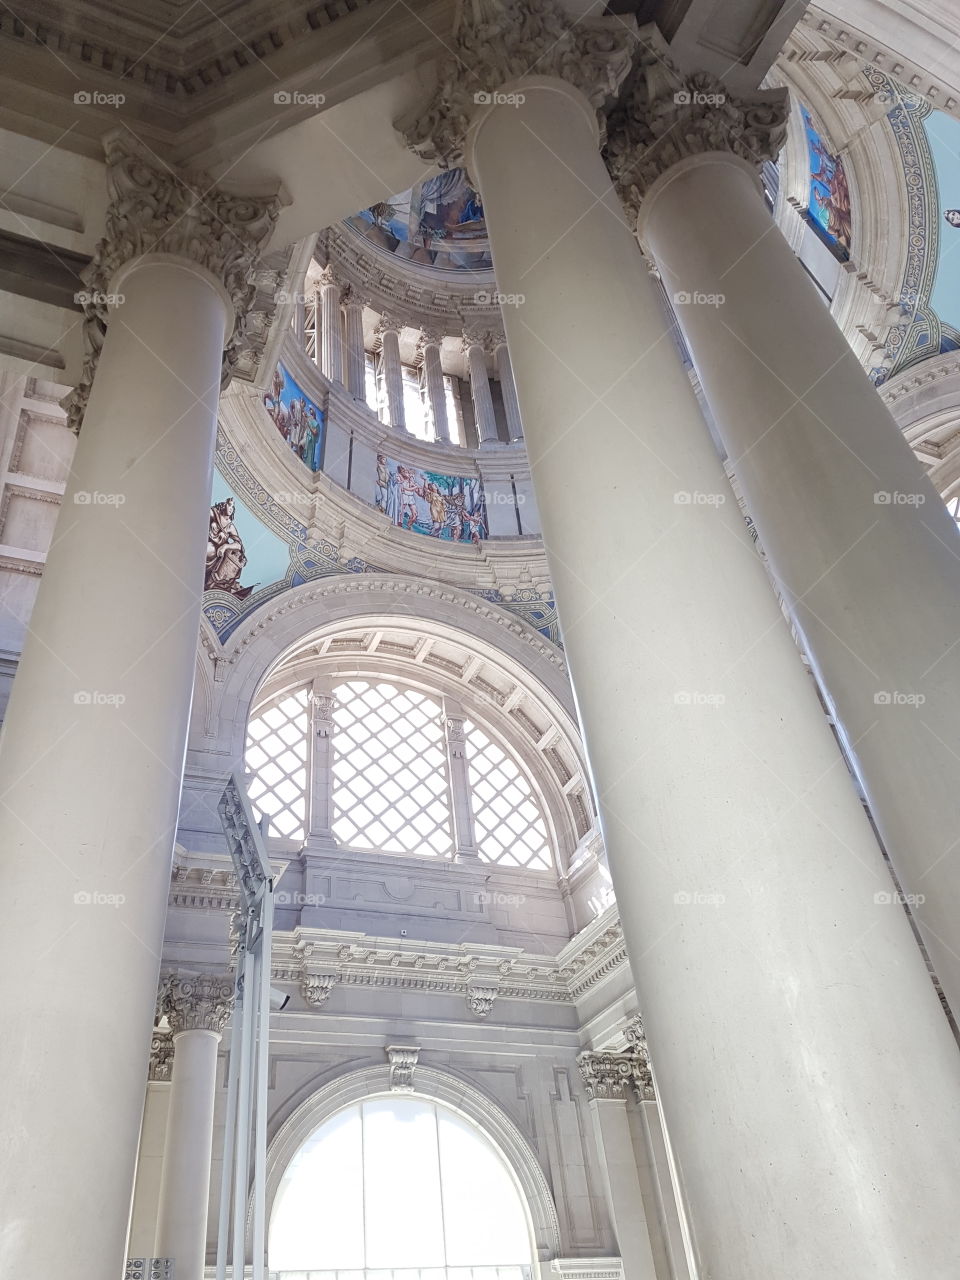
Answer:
463, 720, 552, 870
245, 687, 311, 840
330, 680, 455, 857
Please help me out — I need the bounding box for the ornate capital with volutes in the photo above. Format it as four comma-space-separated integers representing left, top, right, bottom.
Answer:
401, 0, 637, 171
386, 1043, 420, 1091
604, 26, 788, 225
161, 973, 235, 1036
65, 133, 281, 433
577, 1048, 652, 1102
375, 313, 405, 339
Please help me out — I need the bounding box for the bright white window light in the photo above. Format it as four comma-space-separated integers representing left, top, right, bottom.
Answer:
245, 688, 310, 839
331, 681, 454, 857
463, 721, 551, 870
269, 1098, 533, 1275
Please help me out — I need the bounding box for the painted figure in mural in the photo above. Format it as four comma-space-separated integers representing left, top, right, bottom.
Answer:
425, 481, 448, 536
803, 111, 853, 255
397, 465, 423, 530
945, 210, 960, 228
419, 170, 485, 247
302, 406, 322, 470
205, 498, 254, 599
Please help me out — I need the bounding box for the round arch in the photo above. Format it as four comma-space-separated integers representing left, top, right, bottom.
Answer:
262, 1062, 562, 1262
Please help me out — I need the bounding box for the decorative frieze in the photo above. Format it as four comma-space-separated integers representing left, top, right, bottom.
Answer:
605, 26, 789, 224
402, 0, 637, 170
65, 134, 280, 433
386, 1043, 420, 1091
160, 973, 234, 1036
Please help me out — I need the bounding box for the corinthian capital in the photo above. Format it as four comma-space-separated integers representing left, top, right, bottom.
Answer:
605, 26, 788, 225
577, 1047, 653, 1101
65, 133, 281, 433
161, 973, 234, 1036
402, 0, 637, 170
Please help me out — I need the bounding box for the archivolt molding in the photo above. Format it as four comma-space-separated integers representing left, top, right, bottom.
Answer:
262, 1062, 563, 1259
881, 353, 960, 496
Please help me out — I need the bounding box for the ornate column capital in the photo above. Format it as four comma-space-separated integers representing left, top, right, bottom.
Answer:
161, 973, 234, 1036
401, 0, 637, 170
66, 133, 281, 433
605, 26, 788, 225
317, 263, 344, 293
341, 283, 369, 310
375, 313, 405, 340
577, 1047, 652, 1101
418, 326, 446, 355
461, 327, 500, 357
386, 1043, 420, 1091
149, 1028, 174, 1082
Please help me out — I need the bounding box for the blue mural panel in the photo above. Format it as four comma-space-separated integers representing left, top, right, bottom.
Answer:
800, 105, 852, 259
374, 455, 488, 542
205, 470, 292, 600
263, 363, 325, 471
344, 170, 492, 272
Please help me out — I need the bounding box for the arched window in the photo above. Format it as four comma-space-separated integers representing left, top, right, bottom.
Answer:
245, 678, 553, 869
269, 1096, 534, 1279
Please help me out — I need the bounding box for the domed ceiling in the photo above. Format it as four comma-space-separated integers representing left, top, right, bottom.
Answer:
343, 169, 493, 273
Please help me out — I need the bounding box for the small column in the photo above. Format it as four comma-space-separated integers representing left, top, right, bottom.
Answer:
404, 8, 960, 1277
376, 314, 406, 431
444, 703, 479, 861
318, 264, 343, 384
577, 1051, 659, 1280
307, 676, 336, 846
462, 330, 499, 446
495, 338, 524, 442
0, 136, 276, 1280
609, 46, 960, 1016
155, 975, 235, 1280
418, 327, 451, 443
342, 286, 367, 400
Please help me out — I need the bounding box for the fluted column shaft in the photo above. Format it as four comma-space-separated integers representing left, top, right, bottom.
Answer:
419, 331, 451, 443
155, 976, 234, 1280
343, 292, 366, 399
447, 63, 960, 1280
464, 336, 499, 445
377, 318, 406, 430
0, 138, 277, 1280
496, 340, 524, 442
319, 268, 343, 383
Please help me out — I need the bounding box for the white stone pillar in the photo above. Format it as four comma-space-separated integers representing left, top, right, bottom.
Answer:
444, 702, 479, 861
376, 315, 406, 431
611, 56, 960, 1016
419, 327, 451, 443
404, 13, 960, 1277
496, 338, 524, 442
155, 975, 234, 1280
307, 676, 336, 845
578, 1053, 659, 1280
462, 330, 499, 445
342, 288, 366, 400
0, 137, 276, 1280
318, 264, 343, 384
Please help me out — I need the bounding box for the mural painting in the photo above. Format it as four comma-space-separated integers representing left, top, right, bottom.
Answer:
375, 455, 488, 543
263, 363, 325, 471
800, 105, 852, 258
204, 470, 292, 602
344, 170, 493, 272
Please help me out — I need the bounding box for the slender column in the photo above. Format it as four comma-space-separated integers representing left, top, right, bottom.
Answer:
610, 47, 960, 1014
419, 327, 451, 443
405, 13, 960, 1277
495, 338, 524, 442
577, 1052, 658, 1280
342, 287, 367, 400
155, 975, 234, 1280
307, 676, 336, 844
462, 330, 499, 445
0, 136, 276, 1280
318, 264, 343, 384
444, 702, 478, 861
376, 315, 406, 431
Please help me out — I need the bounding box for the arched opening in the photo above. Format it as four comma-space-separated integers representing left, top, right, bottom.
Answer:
268, 1095, 536, 1280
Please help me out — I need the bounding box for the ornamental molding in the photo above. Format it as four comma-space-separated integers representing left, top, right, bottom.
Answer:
577, 1050, 646, 1101
400, 0, 637, 171
63, 133, 280, 433
148, 1029, 174, 1082
160, 972, 235, 1035
125, 1261, 173, 1280
605, 25, 789, 224
462, 327, 505, 356
466, 978, 499, 1018
385, 1043, 420, 1090
301, 971, 338, 1008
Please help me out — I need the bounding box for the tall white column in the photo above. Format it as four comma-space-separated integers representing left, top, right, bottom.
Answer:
318, 264, 343, 384
0, 136, 276, 1280
342, 288, 366, 399
419, 327, 451, 443
376, 315, 406, 431
495, 338, 524, 442
462, 330, 499, 445
610, 54, 960, 1014
307, 676, 336, 845
155, 975, 234, 1280
578, 1053, 659, 1280
444, 702, 478, 861
405, 13, 960, 1277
